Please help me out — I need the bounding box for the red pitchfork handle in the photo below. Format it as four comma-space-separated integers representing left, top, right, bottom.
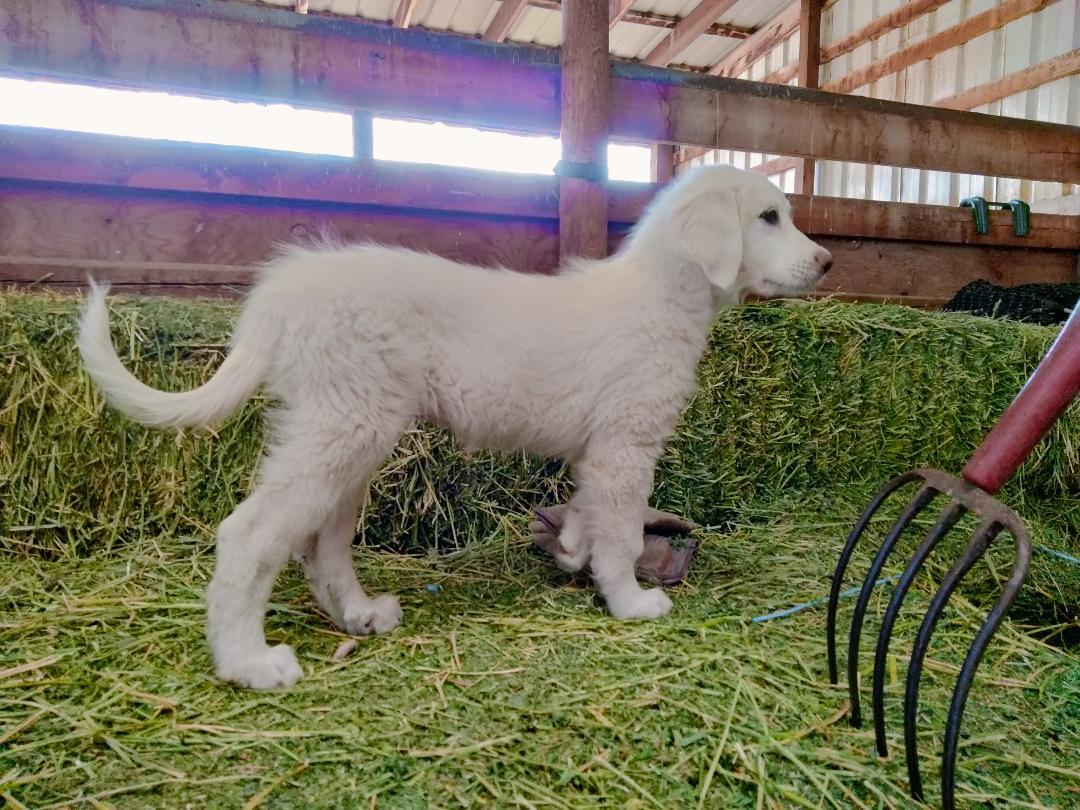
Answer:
963, 303, 1080, 495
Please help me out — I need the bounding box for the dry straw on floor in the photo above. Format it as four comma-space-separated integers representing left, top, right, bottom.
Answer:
1, 292, 1077, 807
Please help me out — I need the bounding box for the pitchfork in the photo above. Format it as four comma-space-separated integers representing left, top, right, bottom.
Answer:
826, 303, 1080, 809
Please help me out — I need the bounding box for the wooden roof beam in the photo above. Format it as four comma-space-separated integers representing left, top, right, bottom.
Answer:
393, 0, 421, 29
483, 0, 530, 42
708, 2, 799, 77
531, 1, 755, 39
609, 0, 635, 28
643, 0, 739, 67
5, 0, 1076, 182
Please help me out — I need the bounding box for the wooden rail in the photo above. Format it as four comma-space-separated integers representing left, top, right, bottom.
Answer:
2, 0, 1077, 182
1, 128, 1076, 304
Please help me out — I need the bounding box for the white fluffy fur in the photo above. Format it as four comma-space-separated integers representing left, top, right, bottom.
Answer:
78, 164, 832, 689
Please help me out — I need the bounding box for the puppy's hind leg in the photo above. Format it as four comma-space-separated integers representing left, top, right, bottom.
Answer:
207, 411, 402, 690
576, 446, 672, 620
297, 485, 402, 637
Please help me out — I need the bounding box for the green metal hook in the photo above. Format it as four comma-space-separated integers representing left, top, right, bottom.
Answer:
997, 199, 1031, 237
959, 197, 990, 235
959, 197, 1031, 237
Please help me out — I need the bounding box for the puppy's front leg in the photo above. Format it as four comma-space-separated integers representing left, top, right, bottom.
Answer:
576, 447, 673, 620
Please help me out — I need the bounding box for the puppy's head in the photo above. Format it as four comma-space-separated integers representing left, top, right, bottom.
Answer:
641, 163, 832, 302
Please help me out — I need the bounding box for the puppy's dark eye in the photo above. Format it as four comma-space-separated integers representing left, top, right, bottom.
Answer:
760, 208, 780, 225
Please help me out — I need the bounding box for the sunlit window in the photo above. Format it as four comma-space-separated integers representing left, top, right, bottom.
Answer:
0, 77, 655, 181
0, 76, 354, 156
373, 117, 653, 183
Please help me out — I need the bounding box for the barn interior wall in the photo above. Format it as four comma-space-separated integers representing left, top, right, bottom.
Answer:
700, 0, 1079, 206
0, 0, 1076, 303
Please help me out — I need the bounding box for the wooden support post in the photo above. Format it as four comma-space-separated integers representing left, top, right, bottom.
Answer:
796, 0, 823, 194
652, 144, 675, 183
559, 0, 609, 261
353, 112, 374, 160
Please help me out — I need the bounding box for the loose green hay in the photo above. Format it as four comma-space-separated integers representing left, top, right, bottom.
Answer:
2, 292, 1078, 807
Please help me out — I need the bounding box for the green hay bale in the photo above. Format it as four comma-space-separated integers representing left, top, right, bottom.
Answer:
1, 291, 1079, 808
2, 292, 1076, 558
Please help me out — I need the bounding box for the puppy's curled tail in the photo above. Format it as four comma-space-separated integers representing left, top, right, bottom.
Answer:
77, 282, 272, 430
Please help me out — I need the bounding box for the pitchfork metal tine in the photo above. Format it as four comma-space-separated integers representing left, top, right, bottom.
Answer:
845, 484, 939, 727
902, 518, 1000, 803
939, 527, 1031, 810
871, 499, 968, 757
827, 471, 923, 685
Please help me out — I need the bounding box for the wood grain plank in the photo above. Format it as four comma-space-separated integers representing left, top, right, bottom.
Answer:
819, 0, 952, 63
793, 194, 1080, 249
823, 0, 1058, 95
796, 0, 823, 194
559, 0, 610, 259
0, 127, 654, 225
0, 184, 563, 274
708, 2, 799, 77
609, 0, 636, 28
393, 0, 421, 28
2, 184, 1075, 307
935, 50, 1080, 111
812, 237, 1078, 306
3, 0, 1077, 180
482, 0, 530, 42
643, 0, 740, 67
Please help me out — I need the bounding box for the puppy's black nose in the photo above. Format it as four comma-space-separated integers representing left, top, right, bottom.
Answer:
815, 247, 834, 274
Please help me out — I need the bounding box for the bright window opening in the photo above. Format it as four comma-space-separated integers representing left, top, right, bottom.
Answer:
0, 76, 354, 156
373, 117, 653, 183
0, 78, 655, 181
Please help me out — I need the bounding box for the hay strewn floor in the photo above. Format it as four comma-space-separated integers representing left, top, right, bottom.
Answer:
3, 495, 1078, 808
2, 293, 1078, 807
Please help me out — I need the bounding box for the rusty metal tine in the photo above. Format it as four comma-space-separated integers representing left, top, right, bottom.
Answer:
940, 527, 1031, 810
871, 500, 968, 757
902, 519, 998, 802
827, 471, 923, 684
846, 484, 939, 728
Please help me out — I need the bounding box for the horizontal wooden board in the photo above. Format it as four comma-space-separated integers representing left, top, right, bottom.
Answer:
0, 183, 562, 276
0, 127, 654, 224
792, 195, 1080, 250
813, 237, 1078, 306
2, 184, 1075, 307
2, 0, 1077, 181
1, 130, 1077, 250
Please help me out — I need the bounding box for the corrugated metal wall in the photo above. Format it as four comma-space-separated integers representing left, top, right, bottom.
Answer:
696, 0, 1079, 205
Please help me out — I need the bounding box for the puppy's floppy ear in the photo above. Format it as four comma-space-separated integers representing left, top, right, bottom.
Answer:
675, 189, 742, 289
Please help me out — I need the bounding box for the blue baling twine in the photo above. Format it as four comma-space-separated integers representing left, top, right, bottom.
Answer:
751, 545, 1080, 623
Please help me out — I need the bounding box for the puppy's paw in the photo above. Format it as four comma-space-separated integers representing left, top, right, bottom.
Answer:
606, 587, 673, 620
217, 643, 303, 690
341, 594, 403, 636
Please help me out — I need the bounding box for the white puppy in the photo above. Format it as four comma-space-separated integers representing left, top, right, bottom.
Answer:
78, 164, 832, 689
